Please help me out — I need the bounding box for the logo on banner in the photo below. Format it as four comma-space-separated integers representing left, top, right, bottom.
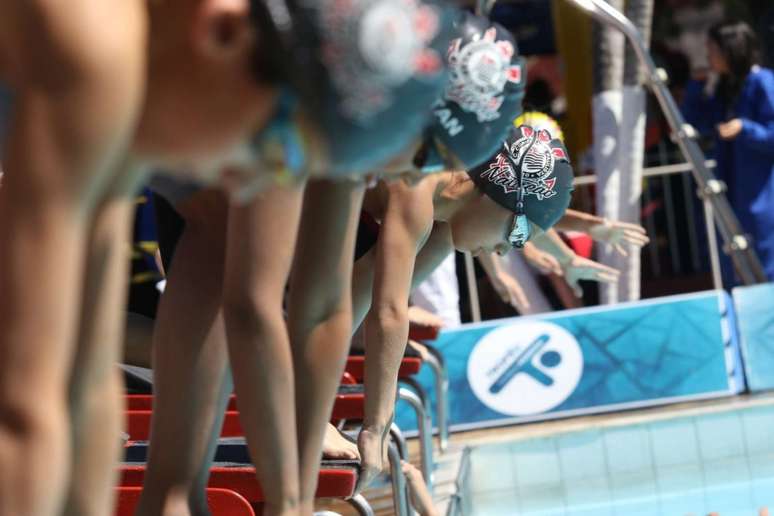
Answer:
467, 321, 583, 416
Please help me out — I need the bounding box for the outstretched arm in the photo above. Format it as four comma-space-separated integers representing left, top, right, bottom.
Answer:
478, 252, 530, 311
222, 181, 306, 514
355, 178, 434, 492
287, 179, 365, 508
555, 209, 649, 256
531, 229, 620, 296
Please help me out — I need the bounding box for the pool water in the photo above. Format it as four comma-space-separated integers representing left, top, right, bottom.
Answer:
469, 403, 774, 515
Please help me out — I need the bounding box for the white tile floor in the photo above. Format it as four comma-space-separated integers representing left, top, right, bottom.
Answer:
468, 404, 774, 515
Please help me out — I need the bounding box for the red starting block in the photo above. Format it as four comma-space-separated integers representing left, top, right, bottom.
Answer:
119, 463, 357, 501
125, 385, 366, 441
409, 322, 439, 342
344, 355, 422, 383
115, 486, 254, 516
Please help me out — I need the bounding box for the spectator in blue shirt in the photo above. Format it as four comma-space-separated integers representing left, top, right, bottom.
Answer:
682, 21, 774, 284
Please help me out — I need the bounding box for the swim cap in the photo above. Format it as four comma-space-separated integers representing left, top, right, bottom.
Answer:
250, 0, 455, 176
467, 125, 574, 231
514, 111, 564, 140
425, 13, 526, 171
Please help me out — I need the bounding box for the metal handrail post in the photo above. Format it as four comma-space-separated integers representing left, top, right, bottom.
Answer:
387, 441, 410, 516
398, 386, 435, 491
422, 349, 450, 452
348, 494, 376, 516
702, 199, 724, 290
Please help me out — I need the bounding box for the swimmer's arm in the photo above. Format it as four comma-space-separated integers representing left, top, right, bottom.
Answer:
352, 250, 377, 332
287, 180, 365, 500
410, 222, 455, 288
554, 210, 649, 253
362, 179, 433, 436
477, 252, 529, 310
554, 209, 603, 233
530, 228, 575, 266
353, 222, 453, 333
532, 228, 620, 295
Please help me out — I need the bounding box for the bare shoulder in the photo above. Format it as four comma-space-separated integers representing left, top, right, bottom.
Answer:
0, 0, 145, 89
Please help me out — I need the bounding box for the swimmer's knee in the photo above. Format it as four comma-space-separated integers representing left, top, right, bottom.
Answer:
0, 391, 66, 446
223, 289, 283, 338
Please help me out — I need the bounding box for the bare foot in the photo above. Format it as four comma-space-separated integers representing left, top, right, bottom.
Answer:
322, 423, 360, 460
353, 427, 384, 494
402, 461, 439, 516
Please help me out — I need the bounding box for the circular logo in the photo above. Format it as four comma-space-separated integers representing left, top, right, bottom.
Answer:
318, 0, 441, 120
359, 3, 418, 83
467, 321, 583, 416
457, 40, 509, 95
444, 28, 519, 123
510, 134, 555, 182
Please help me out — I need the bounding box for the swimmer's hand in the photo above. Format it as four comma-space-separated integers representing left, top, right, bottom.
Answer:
402, 461, 440, 516
562, 255, 620, 297
588, 219, 650, 256
354, 426, 387, 495
523, 242, 563, 275
490, 271, 530, 311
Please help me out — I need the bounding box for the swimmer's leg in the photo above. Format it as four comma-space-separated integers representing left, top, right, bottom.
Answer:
287, 180, 365, 511
0, 0, 145, 513
135, 190, 232, 516
65, 175, 142, 516
222, 181, 306, 516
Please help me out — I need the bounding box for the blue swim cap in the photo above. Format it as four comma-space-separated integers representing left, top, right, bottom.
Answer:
251, 0, 456, 176
427, 13, 527, 171
468, 125, 574, 231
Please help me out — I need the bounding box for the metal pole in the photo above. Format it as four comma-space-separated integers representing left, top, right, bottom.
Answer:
564, 0, 767, 285
682, 170, 702, 272
422, 349, 449, 453
398, 386, 434, 491
702, 199, 724, 290
387, 442, 410, 516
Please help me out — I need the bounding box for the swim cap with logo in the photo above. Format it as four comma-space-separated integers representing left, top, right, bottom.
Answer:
425, 12, 526, 171
250, 0, 456, 177
467, 125, 574, 231
514, 111, 564, 140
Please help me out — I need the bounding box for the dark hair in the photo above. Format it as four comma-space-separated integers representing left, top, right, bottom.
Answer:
708, 21, 760, 106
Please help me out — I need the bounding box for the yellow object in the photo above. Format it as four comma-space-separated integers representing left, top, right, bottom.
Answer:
551, 0, 593, 160
514, 111, 565, 140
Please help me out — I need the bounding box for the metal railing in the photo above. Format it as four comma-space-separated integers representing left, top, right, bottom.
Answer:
563, 0, 766, 285
574, 158, 723, 288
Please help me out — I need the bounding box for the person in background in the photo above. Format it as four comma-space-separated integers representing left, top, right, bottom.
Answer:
682, 20, 774, 283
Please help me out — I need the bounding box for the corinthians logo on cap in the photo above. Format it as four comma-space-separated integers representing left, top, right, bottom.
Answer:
444, 27, 522, 123
317, 0, 443, 122
480, 126, 568, 201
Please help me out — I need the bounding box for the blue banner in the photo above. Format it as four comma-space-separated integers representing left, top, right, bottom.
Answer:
396, 291, 742, 432
732, 282, 774, 392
